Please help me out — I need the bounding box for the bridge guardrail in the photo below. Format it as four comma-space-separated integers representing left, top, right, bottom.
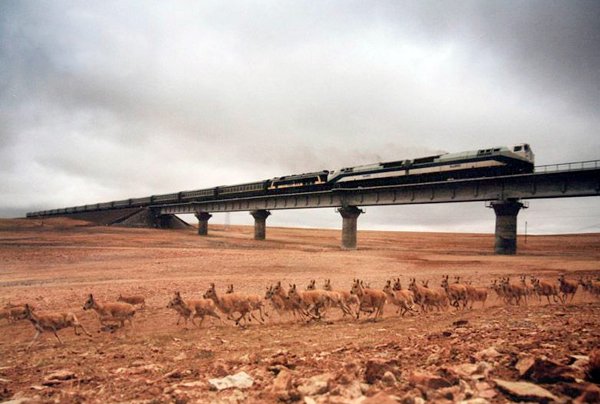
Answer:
535, 160, 600, 173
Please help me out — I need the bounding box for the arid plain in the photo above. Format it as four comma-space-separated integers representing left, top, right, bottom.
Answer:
0, 218, 599, 403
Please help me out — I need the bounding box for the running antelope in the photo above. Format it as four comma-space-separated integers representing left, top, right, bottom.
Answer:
520, 276, 536, 303
270, 282, 303, 320
19, 304, 91, 350
287, 283, 332, 320
463, 281, 488, 309
501, 277, 528, 306
350, 279, 386, 319
117, 294, 146, 309
305, 280, 353, 317
408, 278, 449, 313
558, 275, 578, 303
167, 291, 223, 328
323, 279, 359, 310
83, 294, 136, 330
383, 280, 415, 316
441, 275, 468, 309
203, 283, 256, 327
0, 309, 12, 324
531, 277, 560, 304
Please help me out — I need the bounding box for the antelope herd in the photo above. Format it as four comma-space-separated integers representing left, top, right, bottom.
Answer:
2, 275, 600, 349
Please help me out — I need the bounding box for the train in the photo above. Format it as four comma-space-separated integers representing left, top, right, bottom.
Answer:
26, 143, 534, 218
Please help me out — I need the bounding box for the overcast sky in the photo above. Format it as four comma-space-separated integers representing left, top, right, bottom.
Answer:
1, 1, 599, 234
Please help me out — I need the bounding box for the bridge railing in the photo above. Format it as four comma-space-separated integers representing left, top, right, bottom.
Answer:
535, 160, 600, 173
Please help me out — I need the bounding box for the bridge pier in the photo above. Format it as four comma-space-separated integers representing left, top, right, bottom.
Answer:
489, 199, 526, 255
338, 206, 364, 250
195, 212, 212, 236
250, 210, 271, 240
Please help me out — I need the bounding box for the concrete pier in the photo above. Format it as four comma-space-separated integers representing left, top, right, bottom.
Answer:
250, 210, 271, 240
338, 206, 364, 250
195, 212, 212, 236
489, 200, 525, 255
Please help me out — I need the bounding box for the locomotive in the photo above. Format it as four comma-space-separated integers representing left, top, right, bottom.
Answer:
27, 144, 534, 217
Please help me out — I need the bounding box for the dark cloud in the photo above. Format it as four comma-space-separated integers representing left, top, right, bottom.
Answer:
1, 1, 598, 234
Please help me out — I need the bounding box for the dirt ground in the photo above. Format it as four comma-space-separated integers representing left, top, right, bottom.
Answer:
0, 218, 599, 403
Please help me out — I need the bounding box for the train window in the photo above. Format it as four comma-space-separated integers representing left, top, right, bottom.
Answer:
514, 146, 523, 152
524, 145, 529, 151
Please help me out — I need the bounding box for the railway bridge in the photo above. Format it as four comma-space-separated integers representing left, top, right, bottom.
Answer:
28, 161, 600, 254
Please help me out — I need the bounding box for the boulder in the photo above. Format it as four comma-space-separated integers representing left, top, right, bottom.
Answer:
588, 349, 600, 383
271, 368, 293, 393
409, 371, 453, 390
297, 373, 333, 396
208, 371, 254, 391
474, 347, 501, 361
574, 384, 600, 403
364, 358, 401, 384
493, 379, 563, 403
521, 358, 582, 383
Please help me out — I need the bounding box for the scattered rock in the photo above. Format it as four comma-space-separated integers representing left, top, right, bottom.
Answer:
515, 355, 536, 377
494, 379, 564, 403
409, 371, 453, 390
587, 348, 600, 383
208, 371, 254, 391
271, 367, 293, 395
362, 391, 399, 404
381, 371, 397, 386
574, 383, 600, 403
569, 355, 590, 370
453, 319, 469, 327
364, 358, 401, 384
209, 359, 230, 378
474, 347, 501, 361
521, 357, 582, 383
42, 370, 76, 385
297, 373, 333, 396
173, 352, 187, 361
459, 399, 491, 404
449, 362, 492, 380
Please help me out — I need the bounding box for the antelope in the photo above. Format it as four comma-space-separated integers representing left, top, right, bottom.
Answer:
117, 294, 146, 309
463, 281, 488, 309
225, 284, 235, 294
441, 275, 468, 309
408, 278, 449, 312
520, 276, 536, 303
392, 278, 417, 314
558, 275, 578, 303
167, 296, 193, 326
490, 280, 508, 303
3, 306, 30, 323
0, 309, 12, 324
287, 283, 332, 320
83, 294, 136, 330
203, 283, 256, 327
269, 282, 304, 320
350, 279, 386, 319
5, 302, 35, 311
324, 279, 359, 310
305, 280, 352, 317
383, 280, 415, 316
265, 285, 288, 318
19, 304, 91, 350
501, 277, 525, 305
167, 292, 222, 328
531, 277, 560, 304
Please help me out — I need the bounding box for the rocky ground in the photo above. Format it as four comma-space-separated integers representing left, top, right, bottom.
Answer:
0, 218, 599, 403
